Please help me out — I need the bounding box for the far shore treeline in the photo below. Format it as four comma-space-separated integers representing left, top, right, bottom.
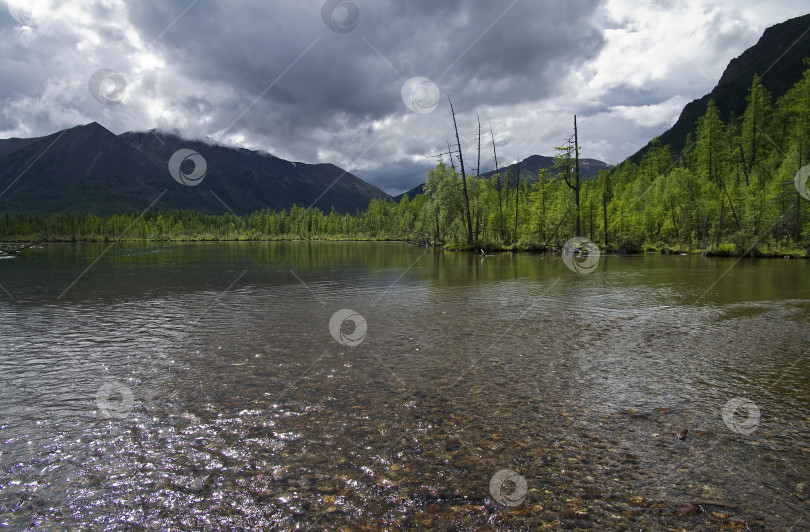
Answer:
3, 64, 810, 258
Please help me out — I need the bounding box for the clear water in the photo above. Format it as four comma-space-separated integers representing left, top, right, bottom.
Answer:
0, 242, 808, 530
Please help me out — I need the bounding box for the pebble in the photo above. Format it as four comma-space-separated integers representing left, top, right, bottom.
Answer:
677, 504, 702, 518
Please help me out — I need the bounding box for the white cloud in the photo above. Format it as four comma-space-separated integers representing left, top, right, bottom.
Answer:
609, 95, 690, 128
0, 0, 808, 192
553, 0, 808, 163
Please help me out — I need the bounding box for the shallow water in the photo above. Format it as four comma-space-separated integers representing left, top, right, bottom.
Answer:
0, 242, 808, 530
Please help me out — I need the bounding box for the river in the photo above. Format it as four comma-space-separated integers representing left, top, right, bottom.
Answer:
0, 242, 808, 530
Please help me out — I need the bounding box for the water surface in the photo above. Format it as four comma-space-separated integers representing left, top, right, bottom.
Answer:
1, 242, 808, 530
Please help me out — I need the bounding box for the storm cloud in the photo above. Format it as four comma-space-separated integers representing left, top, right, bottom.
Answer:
0, 0, 807, 194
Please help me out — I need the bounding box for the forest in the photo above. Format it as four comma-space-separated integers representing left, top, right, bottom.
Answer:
2, 64, 810, 257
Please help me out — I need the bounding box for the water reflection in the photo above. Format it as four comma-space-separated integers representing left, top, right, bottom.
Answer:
0, 242, 808, 529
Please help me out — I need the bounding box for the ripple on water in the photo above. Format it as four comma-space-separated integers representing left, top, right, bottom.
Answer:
1, 248, 808, 529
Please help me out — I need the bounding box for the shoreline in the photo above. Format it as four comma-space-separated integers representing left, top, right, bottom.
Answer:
1, 236, 806, 259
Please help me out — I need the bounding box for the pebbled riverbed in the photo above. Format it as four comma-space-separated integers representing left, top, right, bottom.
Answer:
1, 242, 808, 530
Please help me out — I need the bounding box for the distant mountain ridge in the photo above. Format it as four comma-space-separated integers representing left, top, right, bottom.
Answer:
479, 154, 612, 184
394, 154, 613, 200
0, 122, 389, 215
631, 12, 810, 162
5, 14, 805, 216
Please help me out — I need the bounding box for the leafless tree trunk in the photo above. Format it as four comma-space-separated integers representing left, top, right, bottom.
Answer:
476, 113, 481, 178
573, 115, 581, 235
796, 145, 802, 243
448, 95, 473, 244
514, 158, 520, 241
490, 123, 503, 241
602, 173, 609, 246
561, 116, 581, 235
475, 114, 482, 241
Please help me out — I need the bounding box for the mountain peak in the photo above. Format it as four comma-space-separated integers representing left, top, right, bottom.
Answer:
73, 121, 113, 134
630, 12, 810, 163
0, 123, 389, 215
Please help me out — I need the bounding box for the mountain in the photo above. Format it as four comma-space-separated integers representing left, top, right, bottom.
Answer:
0, 122, 389, 215
393, 154, 613, 201
479, 154, 612, 185
394, 183, 426, 201
630, 12, 810, 163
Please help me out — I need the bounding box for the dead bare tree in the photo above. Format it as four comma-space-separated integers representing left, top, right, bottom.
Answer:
514, 157, 521, 241
0, 235, 49, 255
476, 113, 482, 240
796, 143, 803, 242
602, 170, 610, 247
447, 95, 473, 244
561, 115, 582, 235
476, 113, 481, 178
490, 122, 503, 241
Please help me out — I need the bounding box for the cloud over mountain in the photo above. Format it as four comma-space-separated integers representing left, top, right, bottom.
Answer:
0, 1, 806, 194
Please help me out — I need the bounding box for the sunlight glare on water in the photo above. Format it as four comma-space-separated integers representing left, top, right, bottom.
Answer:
0, 242, 808, 529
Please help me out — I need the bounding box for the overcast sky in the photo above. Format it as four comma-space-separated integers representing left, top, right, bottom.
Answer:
1, 1, 807, 194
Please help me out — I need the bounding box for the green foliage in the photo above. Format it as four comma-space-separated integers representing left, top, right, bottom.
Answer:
4, 65, 810, 256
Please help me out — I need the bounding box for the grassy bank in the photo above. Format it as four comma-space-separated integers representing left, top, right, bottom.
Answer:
441, 239, 808, 258
1, 233, 807, 259
0, 234, 403, 244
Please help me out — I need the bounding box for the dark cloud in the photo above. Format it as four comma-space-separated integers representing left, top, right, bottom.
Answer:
0, 1, 807, 193
352, 159, 434, 196
118, 0, 606, 162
